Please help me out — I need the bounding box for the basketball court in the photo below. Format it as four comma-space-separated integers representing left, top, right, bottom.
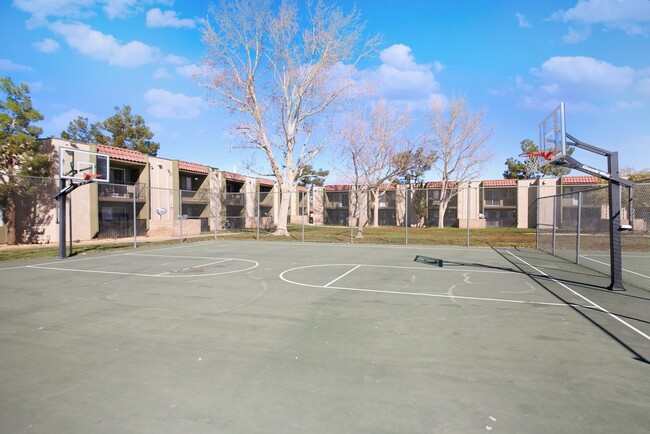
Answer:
1, 240, 648, 433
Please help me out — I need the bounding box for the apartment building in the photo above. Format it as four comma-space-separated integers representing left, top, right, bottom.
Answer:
0, 138, 608, 245
35, 138, 278, 242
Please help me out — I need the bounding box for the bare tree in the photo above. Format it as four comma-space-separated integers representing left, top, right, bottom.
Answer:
424, 96, 494, 227
200, 0, 379, 235
339, 99, 435, 238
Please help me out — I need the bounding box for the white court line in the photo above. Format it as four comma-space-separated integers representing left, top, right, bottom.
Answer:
580, 255, 650, 280
127, 253, 233, 261
0, 240, 222, 271
582, 253, 650, 259
324, 265, 361, 287
155, 259, 232, 276
26, 258, 258, 278
507, 250, 650, 342
279, 264, 569, 307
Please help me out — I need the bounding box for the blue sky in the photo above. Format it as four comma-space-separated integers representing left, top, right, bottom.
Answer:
2, 0, 649, 181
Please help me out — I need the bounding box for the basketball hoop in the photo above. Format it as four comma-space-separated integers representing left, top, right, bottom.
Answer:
519, 151, 560, 174
83, 173, 103, 181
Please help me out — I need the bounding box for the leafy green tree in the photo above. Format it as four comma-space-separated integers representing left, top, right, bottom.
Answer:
392, 148, 436, 186
61, 105, 160, 155
102, 105, 159, 155
392, 148, 436, 227
61, 116, 107, 144
297, 165, 329, 189
0, 77, 51, 244
503, 139, 573, 179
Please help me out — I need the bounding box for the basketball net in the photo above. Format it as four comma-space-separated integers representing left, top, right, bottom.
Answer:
519, 151, 557, 175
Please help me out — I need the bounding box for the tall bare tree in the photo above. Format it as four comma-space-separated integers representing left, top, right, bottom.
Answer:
201, 0, 379, 235
339, 99, 435, 237
424, 96, 494, 227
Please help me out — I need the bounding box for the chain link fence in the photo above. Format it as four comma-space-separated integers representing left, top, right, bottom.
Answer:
537, 182, 650, 291
1, 175, 540, 248
5, 174, 647, 291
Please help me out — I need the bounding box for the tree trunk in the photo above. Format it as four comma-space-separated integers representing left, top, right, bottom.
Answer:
273, 185, 291, 236
355, 189, 368, 238
437, 200, 448, 228
372, 192, 380, 227
6, 186, 17, 245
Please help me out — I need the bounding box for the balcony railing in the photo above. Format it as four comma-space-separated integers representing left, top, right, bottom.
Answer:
225, 192, 245, 206
259, 192, 274, 207
99, 183, 147, 200
484, 197, 517, 207
181, 189, 210, 202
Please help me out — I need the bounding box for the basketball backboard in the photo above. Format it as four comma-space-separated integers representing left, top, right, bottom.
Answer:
537, 102, 566, 168
59, 147, 110, 183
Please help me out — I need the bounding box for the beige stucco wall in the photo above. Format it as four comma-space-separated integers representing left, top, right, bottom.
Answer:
516, 179, 536, 228
148, 156, 175, 221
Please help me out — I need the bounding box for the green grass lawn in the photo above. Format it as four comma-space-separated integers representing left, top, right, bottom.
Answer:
0, 224, 537, 262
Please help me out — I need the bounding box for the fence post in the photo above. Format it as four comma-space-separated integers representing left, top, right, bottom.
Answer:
536, 183, 540, 250
576, 191, 582, 264
257, 190, 260, 240
552, 194, 557, 256
405, 189, 409, 246
179, 189, 183, 243
133, 187, 137, 248
466, 186, 471, 247
301, 190, 305, 242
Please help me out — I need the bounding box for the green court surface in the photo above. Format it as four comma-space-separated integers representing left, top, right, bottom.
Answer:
1, 241, 648, 433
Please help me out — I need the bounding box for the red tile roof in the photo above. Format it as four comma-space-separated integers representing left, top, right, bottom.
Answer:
324, 185, 351, 191
424, 181, 457, 188
179, 160, 209, 174
483, 179, 517, 187
259, 177, 275, 187
223, 171, 246, 182
562, 176, 600, 185
97, 144, 147, 164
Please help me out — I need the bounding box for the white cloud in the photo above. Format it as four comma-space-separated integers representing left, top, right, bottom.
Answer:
0, 58, 33, 72
144, 88, 205, 119
164, 54, 189, 65
146, 8, 195, 28
517, 56, 647, 112
102, 0, 140, 19
532, 56, 636, 92
13, 0, 159, 26
13, 0, 95, 27
153, 67, 171, 79
562, 26, 592, 43
359, 44, 443, 109
43, 108, 100, 137
551, 0, 650, 40
175, 63, 210, 78
49, 21, 161, 67
33, 38, 61, 53
516, 13, 531, 28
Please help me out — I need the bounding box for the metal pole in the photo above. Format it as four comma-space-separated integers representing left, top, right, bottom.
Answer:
133, 186, 137, 248
257, 190, 260, 240
179, 189, 183, 243
68, 194, 72, 256
576, 191, 582, 264
405, 189, 409, 246
608, 152, 625, 290
466, 185, 471, 247
536, 183, 540, 250
58, 179, 67, 259
552, 195, 557, 256
301, 191, 305, 242
350, 189, 354, 244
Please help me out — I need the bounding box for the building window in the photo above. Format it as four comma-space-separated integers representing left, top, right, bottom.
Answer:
101, 206, 127, 221
111, 168, 125, 184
